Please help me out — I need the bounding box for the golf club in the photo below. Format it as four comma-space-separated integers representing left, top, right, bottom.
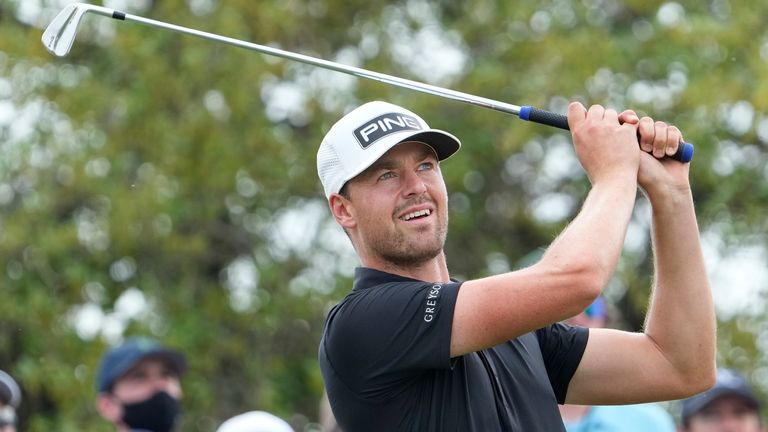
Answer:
42, 2, 694, 162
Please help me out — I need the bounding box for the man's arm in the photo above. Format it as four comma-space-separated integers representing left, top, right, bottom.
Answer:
565, 118, 716, 404
450, 103, 641, 357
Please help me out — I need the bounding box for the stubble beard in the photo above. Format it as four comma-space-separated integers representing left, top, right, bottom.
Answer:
367, 212, 448, 268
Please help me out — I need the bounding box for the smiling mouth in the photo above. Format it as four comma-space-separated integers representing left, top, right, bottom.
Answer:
401, 209, 432, 221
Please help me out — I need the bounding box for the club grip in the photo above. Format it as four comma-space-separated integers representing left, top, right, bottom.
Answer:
518, 106, 694, 163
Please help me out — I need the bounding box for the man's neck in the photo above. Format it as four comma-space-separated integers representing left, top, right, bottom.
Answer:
366, 252, 451, 283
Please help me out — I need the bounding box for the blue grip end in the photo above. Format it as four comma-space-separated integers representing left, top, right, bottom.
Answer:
679, 142, 694, 163
519, 106, 532, 121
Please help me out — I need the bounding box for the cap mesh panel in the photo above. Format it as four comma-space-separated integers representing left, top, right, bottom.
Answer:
317, 142, 343, 195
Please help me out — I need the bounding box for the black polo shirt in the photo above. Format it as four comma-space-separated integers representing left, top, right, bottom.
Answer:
319, 267, 589, 432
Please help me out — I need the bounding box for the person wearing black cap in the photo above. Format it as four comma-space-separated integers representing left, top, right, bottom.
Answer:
679, 368, 764, 432
0, 370, 21, 432
95, 337, 187, 432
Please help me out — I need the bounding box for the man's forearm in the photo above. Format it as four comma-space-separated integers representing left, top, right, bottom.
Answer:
541, 177, 638, 299
643, 189, 716, 386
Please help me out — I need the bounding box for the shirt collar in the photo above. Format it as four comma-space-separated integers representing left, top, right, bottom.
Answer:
352, 267, 460, 290
352, 267, 423, 291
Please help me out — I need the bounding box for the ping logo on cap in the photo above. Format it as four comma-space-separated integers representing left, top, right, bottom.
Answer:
353, 113, 422, 148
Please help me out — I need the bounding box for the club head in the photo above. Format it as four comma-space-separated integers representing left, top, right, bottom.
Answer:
42, 3, 87, 57
42, 3, 116, 57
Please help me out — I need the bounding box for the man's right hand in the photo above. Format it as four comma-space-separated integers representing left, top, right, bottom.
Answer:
567, 102, 641, 185
450, 102, 644, 358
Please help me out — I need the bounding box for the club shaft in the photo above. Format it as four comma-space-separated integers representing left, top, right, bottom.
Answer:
105, 10, 523, 116
52, 4, 693, 163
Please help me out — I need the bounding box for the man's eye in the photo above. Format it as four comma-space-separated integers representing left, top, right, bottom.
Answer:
127, 372, 148, 381
378, 171, 396, 181
418, 162, 434, 171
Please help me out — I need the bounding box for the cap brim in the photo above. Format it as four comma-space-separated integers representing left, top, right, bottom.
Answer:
100, 348, 187, 392
140, 349, 188, 377
404, 130, 461, 161
0, 371, 21, 408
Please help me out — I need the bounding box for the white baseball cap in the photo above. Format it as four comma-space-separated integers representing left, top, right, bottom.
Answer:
0, 370, 21, 409
216, 411, 294, 432
317, 101, 461, 198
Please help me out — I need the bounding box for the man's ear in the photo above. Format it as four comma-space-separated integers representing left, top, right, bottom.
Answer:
96, 393, 122, 423
329, 193, 357, 229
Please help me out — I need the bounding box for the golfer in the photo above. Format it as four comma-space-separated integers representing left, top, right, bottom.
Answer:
316, 100, 716, 431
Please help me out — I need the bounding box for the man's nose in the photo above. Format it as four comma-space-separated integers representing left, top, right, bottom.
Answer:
401, 170, 427, 196
150, 374, 173, 390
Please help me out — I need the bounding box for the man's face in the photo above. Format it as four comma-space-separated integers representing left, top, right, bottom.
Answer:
111, 357, 182, 404
97, 356, 182, 427
685, 395, 764, 432
341, 141, 449, 267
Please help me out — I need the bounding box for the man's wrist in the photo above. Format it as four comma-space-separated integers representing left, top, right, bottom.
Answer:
591, 174, 638, 193
644, 184, 693, 213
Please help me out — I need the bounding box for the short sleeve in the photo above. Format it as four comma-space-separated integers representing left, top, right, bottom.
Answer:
535, 322, 589, 403
322, 280, 461, 400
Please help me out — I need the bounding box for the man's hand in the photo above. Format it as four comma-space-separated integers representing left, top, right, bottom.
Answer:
567, 102, 641, 185
617, 110, 691, 200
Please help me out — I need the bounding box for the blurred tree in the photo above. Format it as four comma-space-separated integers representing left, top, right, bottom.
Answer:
1, 0, 766, 430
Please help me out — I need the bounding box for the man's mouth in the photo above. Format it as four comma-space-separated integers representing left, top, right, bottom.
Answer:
401, 209, 432, 221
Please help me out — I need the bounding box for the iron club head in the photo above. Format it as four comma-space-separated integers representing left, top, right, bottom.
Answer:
42, 3, 119, 57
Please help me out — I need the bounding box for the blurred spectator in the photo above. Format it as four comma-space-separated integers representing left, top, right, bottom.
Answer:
0, 370, 21, 432
319, 390, 342, 432
679, 368, 764, 432
559, 297, 676, 431
95, 337, 187, 432
216, 410, 294, 432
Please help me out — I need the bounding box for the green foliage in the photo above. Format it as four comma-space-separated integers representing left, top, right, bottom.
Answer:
1, 0, 767, 429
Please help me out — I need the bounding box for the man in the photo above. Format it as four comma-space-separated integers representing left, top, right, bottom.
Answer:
559, 297, 676, 431
316, 100, 716, 431
95, 337, 187, 432
0, 370, 21, 432
679, 368, 764, 432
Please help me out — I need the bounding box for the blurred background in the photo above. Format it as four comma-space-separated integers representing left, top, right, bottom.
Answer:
1, 0, 766, 430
